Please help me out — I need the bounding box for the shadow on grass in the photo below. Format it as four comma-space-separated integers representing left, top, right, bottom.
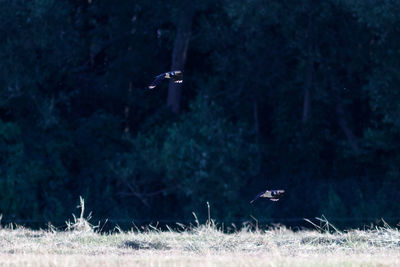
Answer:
123, 240, 170, 250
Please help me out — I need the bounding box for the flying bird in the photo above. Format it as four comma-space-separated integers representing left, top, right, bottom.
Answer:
148, 71, 183, 89
250, 189, 285, 203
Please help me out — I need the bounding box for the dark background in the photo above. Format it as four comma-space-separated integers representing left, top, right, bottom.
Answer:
1, 0, 400, 229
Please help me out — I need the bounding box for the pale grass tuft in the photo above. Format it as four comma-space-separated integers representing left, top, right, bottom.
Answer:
65, 196, 95, 233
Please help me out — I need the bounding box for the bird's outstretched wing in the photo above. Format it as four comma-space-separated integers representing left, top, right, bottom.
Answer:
250, 191, 265, 204
147, 71, 183, 89
148, 74, 166, 89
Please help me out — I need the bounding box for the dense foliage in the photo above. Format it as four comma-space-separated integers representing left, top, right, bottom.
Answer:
1, 0, 400, 228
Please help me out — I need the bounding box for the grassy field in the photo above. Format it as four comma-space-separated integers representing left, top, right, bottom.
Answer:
1, 199, 399, 266
1, 218, 400, 266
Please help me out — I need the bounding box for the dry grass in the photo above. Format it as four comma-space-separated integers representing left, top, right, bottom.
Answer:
0, 199, 399, 266
0, 222, 400, 266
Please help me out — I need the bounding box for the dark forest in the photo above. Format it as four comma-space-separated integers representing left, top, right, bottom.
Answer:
1, 0, 400, 229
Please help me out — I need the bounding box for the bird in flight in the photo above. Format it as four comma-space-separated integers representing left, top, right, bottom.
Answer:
250, 189, 285, 203
148, 71, 183, 89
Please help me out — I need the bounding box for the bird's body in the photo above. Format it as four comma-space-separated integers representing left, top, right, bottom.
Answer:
250, 189, 285, 203
148, 71, 183, 89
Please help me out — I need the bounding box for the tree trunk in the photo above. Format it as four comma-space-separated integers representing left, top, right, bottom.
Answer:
331, 80, 360, 154
166, 3, 195, 114
124, 81, 132, 134
302, 15, 313, 125
302, 49, 313, 124
253, 100, 260, 139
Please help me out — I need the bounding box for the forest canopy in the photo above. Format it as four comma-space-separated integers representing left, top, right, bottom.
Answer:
1, 0, 400, 228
